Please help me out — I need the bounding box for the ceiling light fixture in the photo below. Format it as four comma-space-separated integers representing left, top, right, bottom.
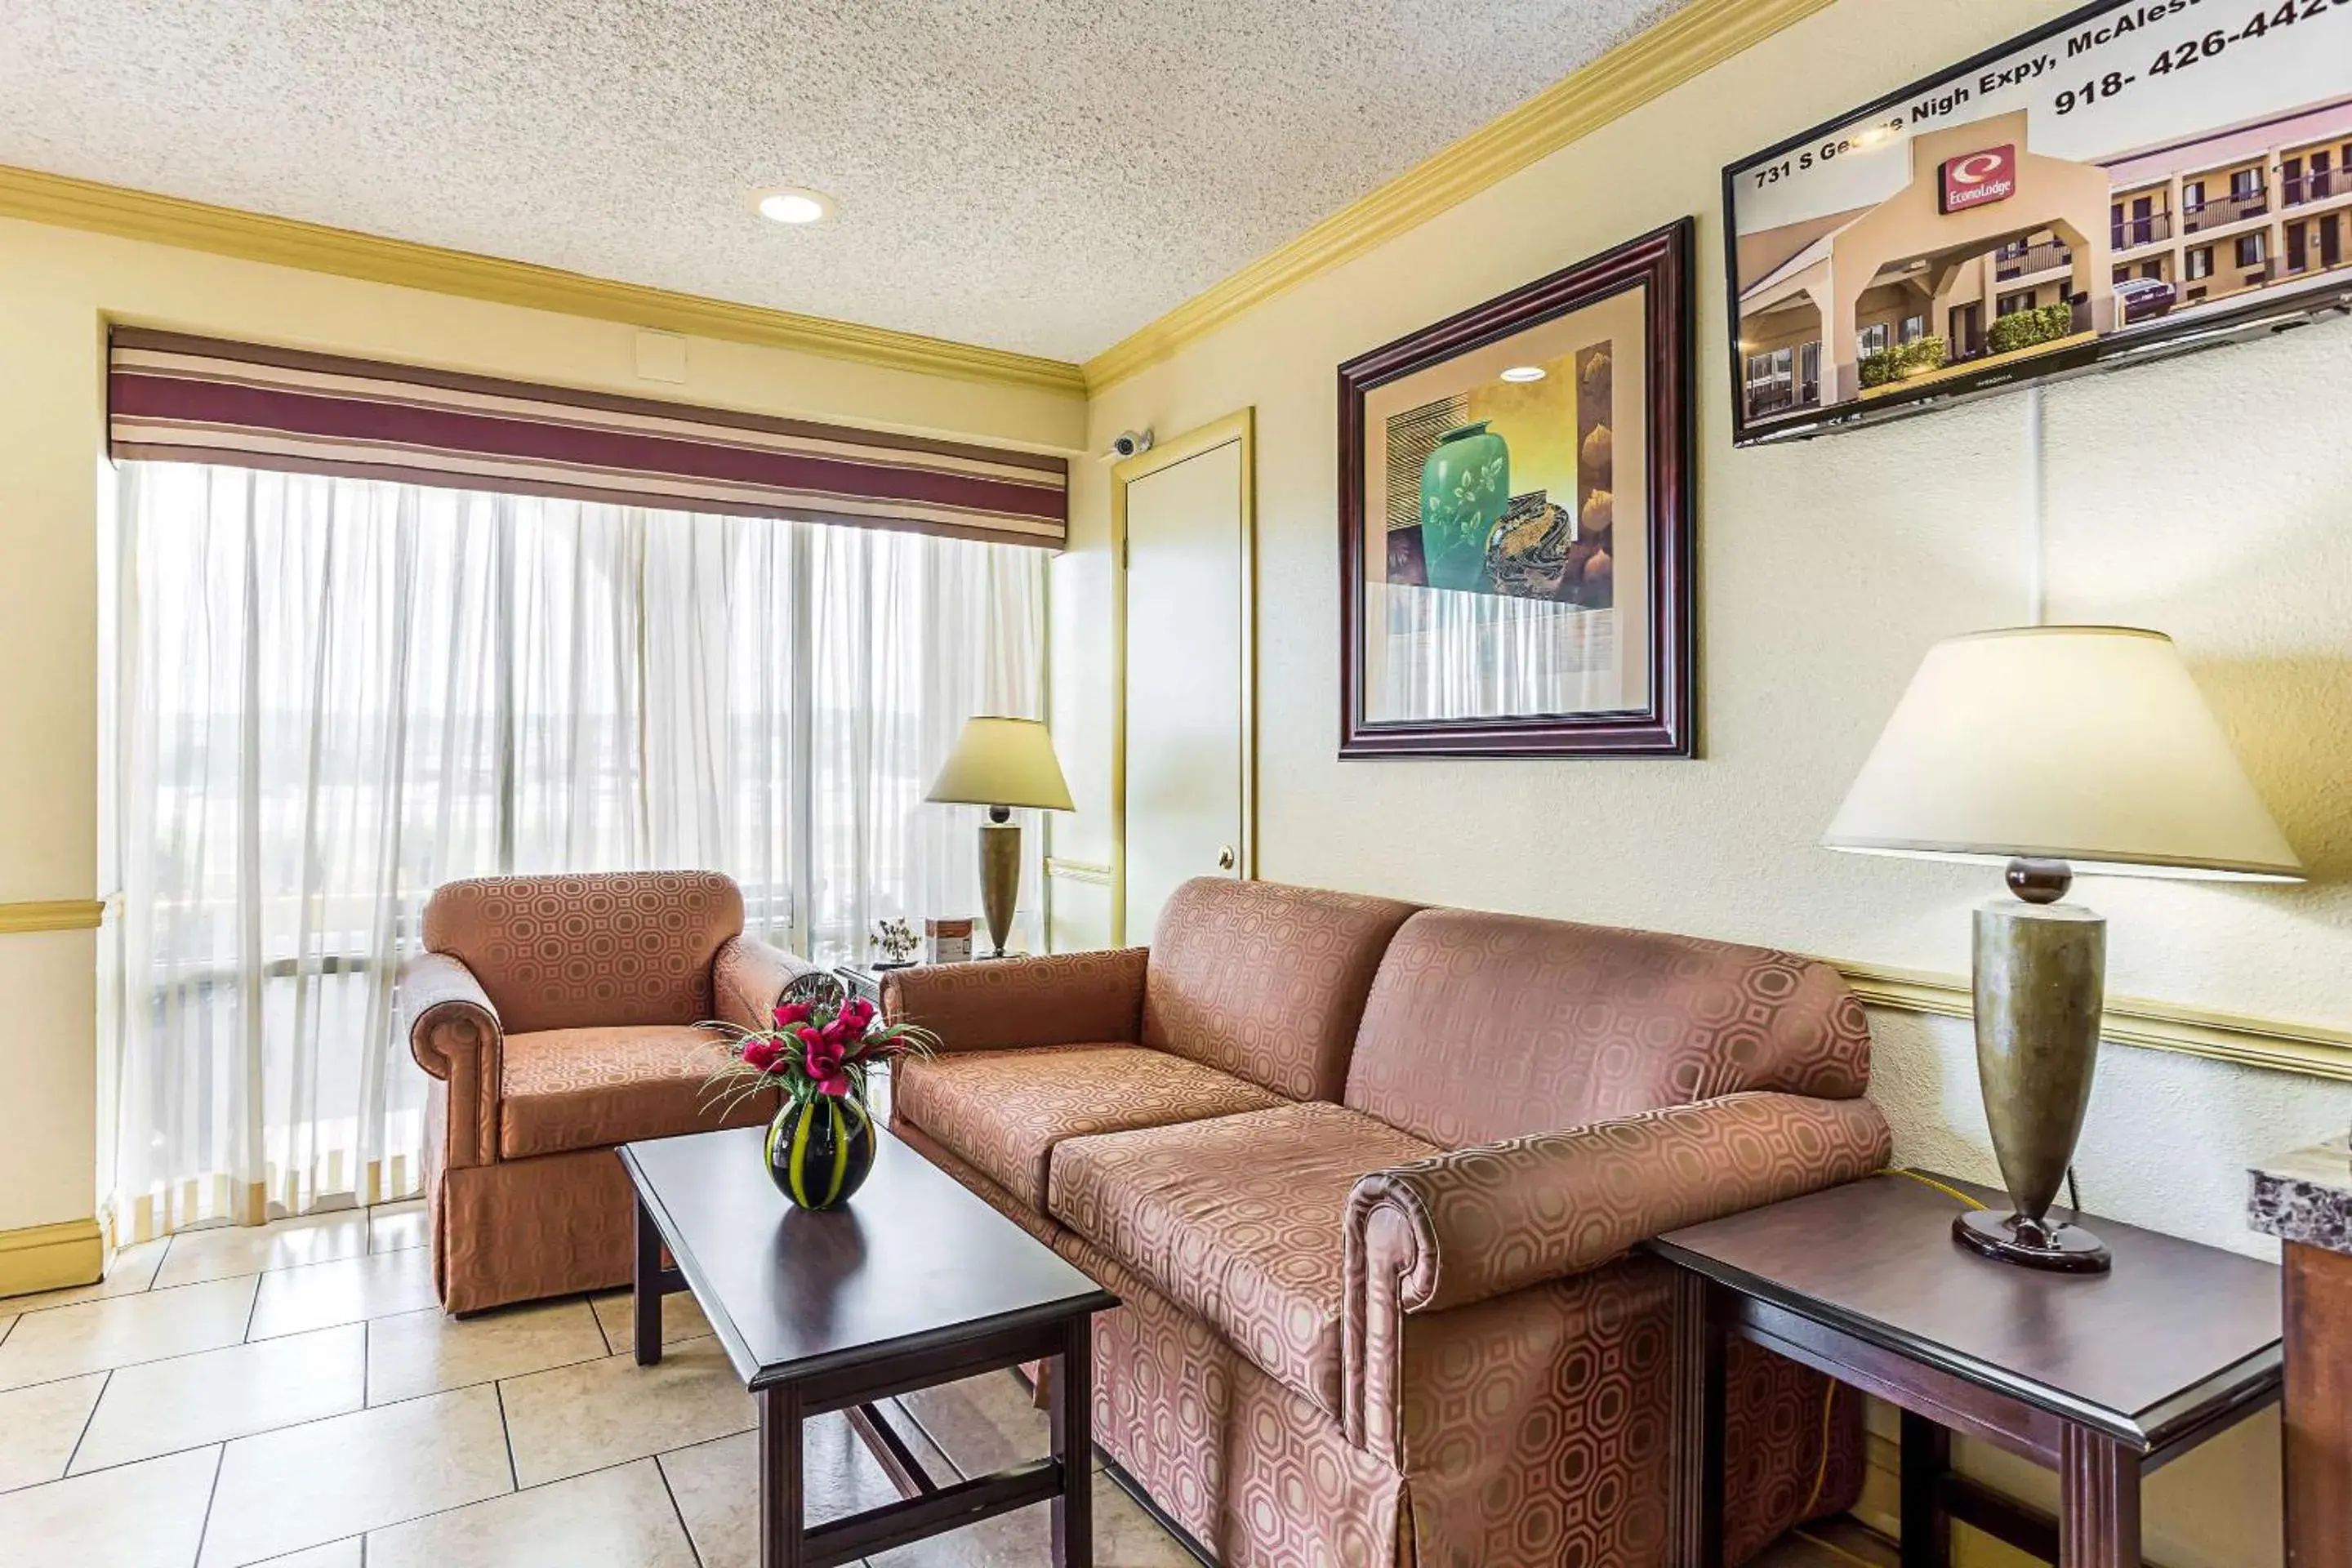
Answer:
751, 186, 837, 225
1500, 365, 1547, 382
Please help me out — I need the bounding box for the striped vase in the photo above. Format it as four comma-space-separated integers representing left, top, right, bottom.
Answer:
764, 1087, 877, 1210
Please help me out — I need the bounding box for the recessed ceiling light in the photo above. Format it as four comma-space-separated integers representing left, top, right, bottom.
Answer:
752, 186, 836, 225
1499, 365, 1547, 382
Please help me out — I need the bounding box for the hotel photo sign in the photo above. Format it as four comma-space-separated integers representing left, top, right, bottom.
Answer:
1724, 0, 2352, 442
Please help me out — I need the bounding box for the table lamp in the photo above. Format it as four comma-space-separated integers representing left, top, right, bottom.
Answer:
1824, 627, 2301, 1272
926, 716, 1074, 960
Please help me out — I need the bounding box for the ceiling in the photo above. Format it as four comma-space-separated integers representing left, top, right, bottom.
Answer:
0, 0, 1686, 363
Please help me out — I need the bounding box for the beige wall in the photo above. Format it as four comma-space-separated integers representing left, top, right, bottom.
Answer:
0, 215, 1085, 1241
1054, 1, 2352, 1562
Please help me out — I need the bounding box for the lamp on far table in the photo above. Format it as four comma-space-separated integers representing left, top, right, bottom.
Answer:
1825, 626, 2301, 1272
926, 716, 1074, 960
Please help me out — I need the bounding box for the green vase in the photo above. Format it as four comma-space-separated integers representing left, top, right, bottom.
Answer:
1418, 422, 1510, 593
764, 1086, 876, 1210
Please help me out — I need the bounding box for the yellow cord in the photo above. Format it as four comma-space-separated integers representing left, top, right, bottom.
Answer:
1796, 1167, 1988, 1530
1878, 1165, 1989, 1210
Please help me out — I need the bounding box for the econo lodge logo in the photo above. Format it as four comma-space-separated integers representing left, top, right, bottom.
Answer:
1940, 145, 2018, 214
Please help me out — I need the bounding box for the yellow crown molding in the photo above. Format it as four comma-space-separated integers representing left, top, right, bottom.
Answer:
0, 898, 107, 935
0, 1217, 106, 1301
1834, 956, 2352, 1085
1080, 0, 1839, 392
0, 164, 1087, 397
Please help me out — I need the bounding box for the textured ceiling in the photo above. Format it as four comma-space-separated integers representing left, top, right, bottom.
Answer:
0, 0, 1686, 362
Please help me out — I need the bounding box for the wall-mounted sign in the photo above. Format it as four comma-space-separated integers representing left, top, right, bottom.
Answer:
1722, 0, 2352, 445
1940, 145, 2016, 213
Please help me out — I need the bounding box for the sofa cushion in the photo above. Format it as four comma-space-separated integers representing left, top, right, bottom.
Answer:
423, 871, 742, 1033
1143, 878, 1419, 1102
1344, 907, 1873, 1148
1048, 1102, 1439, 1417
891, 1044, 1285, 1209
499, 1024, 764, 1159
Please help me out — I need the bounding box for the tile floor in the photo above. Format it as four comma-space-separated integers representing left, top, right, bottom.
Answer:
0, 1200, 1889, 1567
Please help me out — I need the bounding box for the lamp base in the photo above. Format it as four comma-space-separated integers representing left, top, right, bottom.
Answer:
1952, 1208, 2111, 1274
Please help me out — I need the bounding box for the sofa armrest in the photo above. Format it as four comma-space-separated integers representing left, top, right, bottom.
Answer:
713, 933, 817, 1033
1340, 1091, 1889, 1451
402, 951, 505, 1169
880, 947, 1150, 1053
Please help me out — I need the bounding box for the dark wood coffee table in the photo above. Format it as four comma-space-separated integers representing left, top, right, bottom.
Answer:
618, 1123, 1118, 1568
1647, 1170, 2281, 1568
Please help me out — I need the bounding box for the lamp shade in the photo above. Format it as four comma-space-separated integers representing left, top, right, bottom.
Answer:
1824, 626, 2301, 880
926, 716, 1074, 811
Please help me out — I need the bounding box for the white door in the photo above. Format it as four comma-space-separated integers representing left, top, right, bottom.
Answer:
1117, 415, 1253, 946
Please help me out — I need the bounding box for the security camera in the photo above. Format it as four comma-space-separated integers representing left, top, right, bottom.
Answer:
1107, 429, 1154, 461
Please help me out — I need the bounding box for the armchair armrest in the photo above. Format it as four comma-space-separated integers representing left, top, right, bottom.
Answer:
712, 933, 817, 1033
401, 951, 505, 1169
880, 947, 1150, 1053
1340, 1091, 1889, 1451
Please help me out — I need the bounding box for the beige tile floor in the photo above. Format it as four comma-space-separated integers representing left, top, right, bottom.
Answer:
0, 1199, 1891, 1567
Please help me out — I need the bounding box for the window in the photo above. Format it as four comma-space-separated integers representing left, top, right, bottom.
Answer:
2182, 179, 2206, 210
2230, 168, 2262, 200
1797, 340, 1822, 404
1856, 323, 1890, 355
1744, 346, 1795, 416
2186, 246, 2214, 280
1899, 314, 1927, 344
103, 463, 1046, 1238
2236, 232, 2266, 269
1996, 290, 2036, 317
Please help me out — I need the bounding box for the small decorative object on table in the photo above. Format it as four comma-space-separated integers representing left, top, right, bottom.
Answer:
705, 982, 934, 1210
869, 916, 920, 969
925, 915, 974, 964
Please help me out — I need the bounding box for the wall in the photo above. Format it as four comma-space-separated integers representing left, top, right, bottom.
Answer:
1051, 1, 2352, 1562
0, 214, 1086, 1247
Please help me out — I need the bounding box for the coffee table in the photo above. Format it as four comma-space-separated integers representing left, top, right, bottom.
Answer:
618, 1123, 1119, 1568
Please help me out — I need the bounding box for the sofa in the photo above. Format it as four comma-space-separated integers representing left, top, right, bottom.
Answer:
401, 870, 812, 1313
883, 876, 1891, 1567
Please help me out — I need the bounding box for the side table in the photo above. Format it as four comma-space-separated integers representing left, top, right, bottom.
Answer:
1649, 1170, 2281, 1568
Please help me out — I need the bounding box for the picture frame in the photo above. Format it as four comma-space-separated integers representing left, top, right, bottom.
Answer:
1338, 216, 1695, 759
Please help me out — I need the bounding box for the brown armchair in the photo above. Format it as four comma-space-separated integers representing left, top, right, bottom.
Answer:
402, 870, 811, 1313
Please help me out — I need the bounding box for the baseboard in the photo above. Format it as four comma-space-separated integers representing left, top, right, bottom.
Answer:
0, 1216, 106, 1300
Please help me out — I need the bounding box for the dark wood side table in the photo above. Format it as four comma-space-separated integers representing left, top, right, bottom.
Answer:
1649, 1171, 2281, 1568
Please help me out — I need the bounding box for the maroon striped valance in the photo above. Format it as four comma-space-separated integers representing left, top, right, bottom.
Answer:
107, 329, 1067, 549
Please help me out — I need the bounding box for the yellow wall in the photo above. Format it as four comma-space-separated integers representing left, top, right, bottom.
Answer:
1055, 0, 2352, 1562
0, 214, 1085, 1243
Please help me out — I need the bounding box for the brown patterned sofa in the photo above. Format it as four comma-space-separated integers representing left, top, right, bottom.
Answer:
400, 871, 811, 1313
883, 876, 1891, 1567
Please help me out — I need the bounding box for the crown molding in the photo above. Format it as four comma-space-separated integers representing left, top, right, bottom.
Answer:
1834, 957, 2352, 1085
1080, 0, 1839, 392
0, 164, 1087, 397
0, 898, 106, 935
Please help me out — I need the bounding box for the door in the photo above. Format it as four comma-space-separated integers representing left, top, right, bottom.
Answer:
1114, 411, 1255, 946
2323, 216, 2342, 270
1950, 302, 1983, 359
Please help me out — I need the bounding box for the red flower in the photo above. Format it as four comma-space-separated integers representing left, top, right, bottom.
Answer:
774, 1001, 814, 1027
803, 1033, 852, 1097
741, 1037, 786, 1074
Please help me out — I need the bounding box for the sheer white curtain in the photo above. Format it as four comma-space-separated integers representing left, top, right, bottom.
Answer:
102, 461, 1045, 1242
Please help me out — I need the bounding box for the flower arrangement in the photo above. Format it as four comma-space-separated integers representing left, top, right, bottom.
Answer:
871, 917, 920, 967
705, 990, 934, 1117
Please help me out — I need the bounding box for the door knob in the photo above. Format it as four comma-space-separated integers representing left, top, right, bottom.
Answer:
1216, 844, 1236, 871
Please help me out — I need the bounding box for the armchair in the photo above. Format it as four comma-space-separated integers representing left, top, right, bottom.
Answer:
402, 870, 812, 1313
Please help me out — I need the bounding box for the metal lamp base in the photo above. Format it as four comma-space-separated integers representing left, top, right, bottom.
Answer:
1952, 1208, 2111, 1274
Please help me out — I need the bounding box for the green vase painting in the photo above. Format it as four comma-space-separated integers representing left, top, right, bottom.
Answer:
1418, 422, 1510, 592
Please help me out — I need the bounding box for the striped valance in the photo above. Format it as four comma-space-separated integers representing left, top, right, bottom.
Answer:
107, 328, 1067, 549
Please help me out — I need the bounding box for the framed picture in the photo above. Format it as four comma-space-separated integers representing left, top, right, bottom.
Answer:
1338, 216, 1694, 758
